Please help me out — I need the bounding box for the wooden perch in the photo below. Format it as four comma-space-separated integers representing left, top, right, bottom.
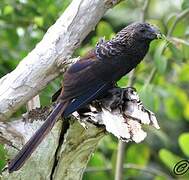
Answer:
1, 108, 105, 180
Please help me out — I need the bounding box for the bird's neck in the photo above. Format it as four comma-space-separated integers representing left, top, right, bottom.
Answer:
95, 39, 150, 62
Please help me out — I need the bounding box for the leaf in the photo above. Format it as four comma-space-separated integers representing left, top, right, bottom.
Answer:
159, 149, 181, 170
153, 41, 168, 74
164, 97, 182, 121
164, 86, 187, 121
167, 14, 186, 37
184, 102, 189, 120
182, 44, 189, 59
168, 43, 183, 61
179, 133, 189, 157
117, 75, 128, 87
126, 144, 150, 165
154, 176, 167, 180
124, 144, 150, 177
178, 64, 189, 82
34, 16, 44, 27
0, 144, 6, 171
139, 85, 159, 112
84, 152, 109, 180
3, 5, 14, 15
96, 21, 114, 39
182, 0, 189, 10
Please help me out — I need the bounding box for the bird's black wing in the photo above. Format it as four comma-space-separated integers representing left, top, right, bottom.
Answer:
60, 55, 114, 116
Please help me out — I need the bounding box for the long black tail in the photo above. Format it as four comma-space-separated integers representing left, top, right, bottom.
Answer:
8, 82, 110, 173
8, 102, 68, 173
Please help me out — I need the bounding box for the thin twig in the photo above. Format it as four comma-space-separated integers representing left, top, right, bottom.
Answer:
86, 163, 172, 179
141, 0, 150, 22
170, 37, 189, 46
144, 67, 157, 88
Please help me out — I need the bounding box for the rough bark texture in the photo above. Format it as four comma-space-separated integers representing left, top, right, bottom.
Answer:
1, 108, 105, 180
0, 0, 121, 121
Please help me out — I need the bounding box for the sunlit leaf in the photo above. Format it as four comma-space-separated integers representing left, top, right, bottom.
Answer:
34, 16, 44, 27
159, 149, 181, 170
184, 102, 189, 120
179, 133, 189, 157
96, 21, 114, 39
3, 5, 14, 15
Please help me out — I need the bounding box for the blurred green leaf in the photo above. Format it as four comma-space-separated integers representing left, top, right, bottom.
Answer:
84, 152, 109, 180
164, 97, 182, 121
139, 85, 159, 112
96, 21, 114, 39
159, 149, 181, 170
3, 5, 14, 15
124, 144, 150, 177
184, 102, 189, 120
168, 43, 183, 61
0, 144, 6, 171
182, 0, 189, 10
34, 16, 44, 27
178, 63, 189, 82
179, 133, 189, 157
154, 41, 168, 74
154, 176, 167, 180
182, 44, 189, 59
117, 75, 128, 87
126, 144, 150, 165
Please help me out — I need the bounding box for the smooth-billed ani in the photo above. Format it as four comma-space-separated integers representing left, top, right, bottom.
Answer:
8, 22, 160, 173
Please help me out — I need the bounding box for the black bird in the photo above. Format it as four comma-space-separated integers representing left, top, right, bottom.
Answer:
8, 22, 160, 173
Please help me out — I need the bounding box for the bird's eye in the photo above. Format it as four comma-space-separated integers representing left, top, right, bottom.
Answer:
130, 89, 134, 94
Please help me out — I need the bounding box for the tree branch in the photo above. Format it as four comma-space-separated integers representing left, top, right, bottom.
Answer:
1, 107, 105, 180
0, 0, 122, 121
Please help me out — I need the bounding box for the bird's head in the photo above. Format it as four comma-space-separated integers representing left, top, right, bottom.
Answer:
115, 22, 161, 45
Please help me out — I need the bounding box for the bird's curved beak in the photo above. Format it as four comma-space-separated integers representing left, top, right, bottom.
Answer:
150, 26, 162, 39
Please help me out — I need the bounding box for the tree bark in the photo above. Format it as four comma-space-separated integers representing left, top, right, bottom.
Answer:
1, 107, 105, 180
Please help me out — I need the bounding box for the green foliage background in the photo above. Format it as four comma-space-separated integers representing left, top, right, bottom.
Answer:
1, 0, 189, 179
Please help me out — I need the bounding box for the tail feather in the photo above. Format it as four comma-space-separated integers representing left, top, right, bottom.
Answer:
8, 102, 67, 173
8, 82, 111, 173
